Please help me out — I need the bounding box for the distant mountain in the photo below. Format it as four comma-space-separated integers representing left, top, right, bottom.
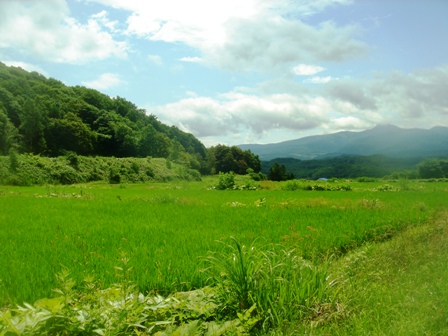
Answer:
238, 125, 448, 160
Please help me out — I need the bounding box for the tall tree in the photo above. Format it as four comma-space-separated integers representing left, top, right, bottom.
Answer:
268, 162, 293, 181
46, 112, 96, 156
0, 107, 19, 155
19, 98, 46, 154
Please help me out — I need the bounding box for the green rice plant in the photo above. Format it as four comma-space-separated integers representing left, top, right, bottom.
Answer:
1, 180, 446, 307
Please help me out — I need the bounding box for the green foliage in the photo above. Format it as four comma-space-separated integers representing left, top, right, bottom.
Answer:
0, 108, 19, 155
109, 168, 121, 184
300, 212, 448, 335
300, 183, 352, 191
246, 168, 265, 181
356, 176, 377, 182
373, 184, 398, 192
0, 62, 207, 170
282, 180, 301, 191
8, 148, 19, 173
0, 240, 333, 335
0, 251, 286, 335
215, 172, 236, 190
204, 238, 331, 331
0, 154, 201, 185
262, 155, 423, 179
208, 145, 261, 175
418, 158, 448, 178
267, 162, 294, 181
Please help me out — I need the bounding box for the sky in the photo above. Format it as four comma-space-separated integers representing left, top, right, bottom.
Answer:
0, 0, 447, 147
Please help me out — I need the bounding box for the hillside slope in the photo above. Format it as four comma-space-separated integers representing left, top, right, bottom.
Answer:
0, 62, 207, 171
239, 124, 448, 160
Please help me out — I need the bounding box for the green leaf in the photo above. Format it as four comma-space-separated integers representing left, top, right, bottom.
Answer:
34, 296, 65, 313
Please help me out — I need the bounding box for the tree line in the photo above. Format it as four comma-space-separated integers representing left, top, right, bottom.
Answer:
262, 155, 448, 180
0, 62, 261, 176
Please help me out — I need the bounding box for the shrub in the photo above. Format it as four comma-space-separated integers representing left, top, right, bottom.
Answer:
283, 180, 301, 191
109, 168, 121, 184
215, 172, 235, 190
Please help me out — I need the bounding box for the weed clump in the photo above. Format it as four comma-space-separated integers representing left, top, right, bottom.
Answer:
204, 237, 332, 332
0, 241, 333, 335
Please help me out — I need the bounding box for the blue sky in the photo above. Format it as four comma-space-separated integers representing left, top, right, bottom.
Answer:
1, 0, 447, 146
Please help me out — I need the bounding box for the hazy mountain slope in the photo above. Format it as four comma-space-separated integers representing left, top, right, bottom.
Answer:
239, 125, 448, 160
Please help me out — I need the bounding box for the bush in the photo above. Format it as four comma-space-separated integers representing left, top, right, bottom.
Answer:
215, 172, 235, 190
109, 168, 121, 184
0, 155, 202, 185
283, 180, 301, 191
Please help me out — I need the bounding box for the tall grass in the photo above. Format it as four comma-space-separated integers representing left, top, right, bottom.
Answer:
296, 210, 448, 335
204, 237, 332, 331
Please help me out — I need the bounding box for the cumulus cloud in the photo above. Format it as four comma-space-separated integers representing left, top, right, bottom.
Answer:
85, 0, 365, 72
327, 66, 448, 124
152, 91, 333, 145
210, 19, 365, 72
0, 0, 127, 63
82, 73, 123, 90
149, 65, 448, 145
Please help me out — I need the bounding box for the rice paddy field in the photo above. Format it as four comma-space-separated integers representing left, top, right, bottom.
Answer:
1, 177, 447, 309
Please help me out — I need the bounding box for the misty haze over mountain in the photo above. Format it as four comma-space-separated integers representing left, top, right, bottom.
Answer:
238, 125, 448, 161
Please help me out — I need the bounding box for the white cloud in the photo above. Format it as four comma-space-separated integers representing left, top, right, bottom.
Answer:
85, 0, 365, 72
327, 66, 448, 123
293, 64, 325, 76
329, 116, 371, 132
91, 10, 121, 33
178, 57, 203, 63
152, 91, 333, 144
0, 0, 128, 63
82, 73, 123, 90
2, 61, 48, 77
149, 65, 448, 146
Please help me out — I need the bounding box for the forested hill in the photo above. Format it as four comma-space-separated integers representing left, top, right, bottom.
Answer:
0, 62, 207, 171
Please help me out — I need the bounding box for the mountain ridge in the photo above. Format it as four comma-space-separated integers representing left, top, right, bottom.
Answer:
238, 124, 448, 161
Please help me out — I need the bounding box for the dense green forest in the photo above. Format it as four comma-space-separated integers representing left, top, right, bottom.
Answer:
262, 155, 448, 180
0, 62, 205, 168
0, 62, 261, 177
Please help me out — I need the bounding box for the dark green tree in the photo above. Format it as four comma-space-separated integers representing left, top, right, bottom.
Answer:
207, 144, 261, 175
19, 98, 47, 154
268, 162, 293, 181
0, 62, 208, 161
46, 112, 96, 156
418, 158, 448, 178
0, 107, 19, 155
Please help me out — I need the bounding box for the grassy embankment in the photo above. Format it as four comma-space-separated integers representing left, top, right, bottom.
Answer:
296, 208, 448, 335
